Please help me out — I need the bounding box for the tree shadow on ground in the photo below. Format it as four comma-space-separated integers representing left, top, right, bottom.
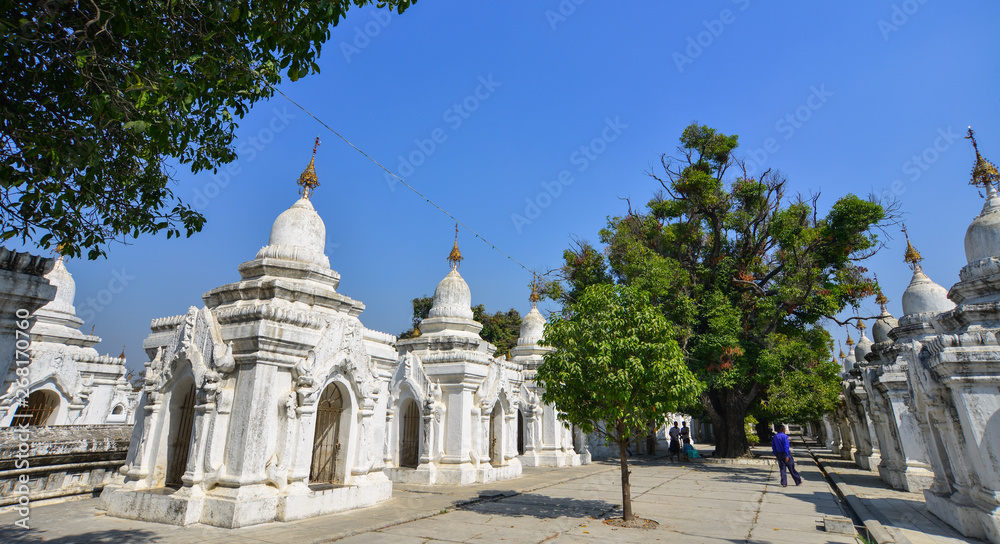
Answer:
458, 493, 618, 519
0, 528, 158, 543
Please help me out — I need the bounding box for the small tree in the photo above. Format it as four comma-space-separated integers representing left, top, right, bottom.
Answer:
537, 284, 702, 522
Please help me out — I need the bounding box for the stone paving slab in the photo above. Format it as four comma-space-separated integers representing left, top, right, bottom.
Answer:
0, 451, 863, 544
805, 439, 985, 544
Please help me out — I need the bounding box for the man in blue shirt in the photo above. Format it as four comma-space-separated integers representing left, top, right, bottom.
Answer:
771, 424, 802, 487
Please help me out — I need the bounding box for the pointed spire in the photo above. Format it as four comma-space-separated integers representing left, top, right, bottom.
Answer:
874, 273, 889, 307
298, 137, 321, 199
119, 345, 126, 359
901, 224, 923, 270
529, 277, 541, 309
839, 348, 846, 359
967, 127, 1000, 189
846, 332, 855, 347
857, 320, 866, 331
447, 223, 463, 269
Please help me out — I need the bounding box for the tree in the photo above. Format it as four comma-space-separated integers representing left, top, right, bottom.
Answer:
1, 0, 416, 259
398, 296, 523, 358
536, 283, 702, 522
548, 124, 892, 458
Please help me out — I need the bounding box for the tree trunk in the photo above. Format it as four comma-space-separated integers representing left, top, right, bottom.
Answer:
617, 426, 634, 521
702, 388, 752, 458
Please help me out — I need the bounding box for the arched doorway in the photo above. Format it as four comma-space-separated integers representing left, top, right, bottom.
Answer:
489, 403, 502, 465
166, 381, 196, 487
516, 410, 525, 455
311, 383, 345, 484
399, 398, 420, 468
10, 390, 59, 427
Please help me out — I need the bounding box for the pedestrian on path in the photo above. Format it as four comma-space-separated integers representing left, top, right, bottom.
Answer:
668, 421, 682, 461
771, 424, 802, 487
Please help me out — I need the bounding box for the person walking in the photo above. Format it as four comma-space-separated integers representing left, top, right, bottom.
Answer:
668, 421, 682, 462
771, 424, 802, 487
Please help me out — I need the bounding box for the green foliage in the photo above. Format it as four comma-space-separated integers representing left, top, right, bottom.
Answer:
1, 0, 416, 258
397, 296, 522, 358
473, 305, 522, 359
536, 283, 703, 444
552, 123, 891, 456
745, 414, 760, 446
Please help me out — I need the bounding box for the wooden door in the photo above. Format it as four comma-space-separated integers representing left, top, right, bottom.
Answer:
399, 399, 420, 468
310, 384, 344, 484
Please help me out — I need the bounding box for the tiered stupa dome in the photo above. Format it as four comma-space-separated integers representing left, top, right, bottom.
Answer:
267, 198, 326, 254
253, 141, 330, 268
517, 287, 546, 345
963, 128, 1000, 264
873, 294, 899, 344
900, 230, 954, 316
428, 235, 474, 320
854, 327, 873, 364
843, 333, 857, 373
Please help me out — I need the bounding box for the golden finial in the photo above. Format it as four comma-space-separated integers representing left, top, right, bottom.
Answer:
857, 320, 866, 331
874, 273, 888, 306
529, 277, 541, 308
298, 137, 321, 199
839, 348, 846, 359
119, 345, 126, 359
967, 127, 1000, 189
846, 332, 854, 347
447, 223, 463, 269
901, 224, 922, 267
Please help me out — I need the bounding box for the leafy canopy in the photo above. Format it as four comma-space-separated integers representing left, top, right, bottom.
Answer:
536, 283, 703, 442
545, 124, 892, 456
1, 0, 415, 258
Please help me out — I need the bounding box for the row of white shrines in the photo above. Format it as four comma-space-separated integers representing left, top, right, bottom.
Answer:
819, 137, 1000, 543
0, 182, 699, 528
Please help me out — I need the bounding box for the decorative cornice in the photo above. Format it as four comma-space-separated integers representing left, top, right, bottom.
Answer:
150, 314, 186, 332
0, 248, 54, 276
214, 303, 326, 329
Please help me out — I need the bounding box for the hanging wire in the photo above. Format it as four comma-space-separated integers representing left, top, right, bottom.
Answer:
265, 86, 535, 276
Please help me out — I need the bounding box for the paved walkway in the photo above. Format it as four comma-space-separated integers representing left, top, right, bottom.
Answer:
0, 450, 858, 544
809, 444, 984, 544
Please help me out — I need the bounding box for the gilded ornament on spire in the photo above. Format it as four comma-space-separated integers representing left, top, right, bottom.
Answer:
839, 349, 846, 359
298, 137, 321, 199
874, 273, 888, 306
447, 223, 463, 269
857, 320, 866, 331
901, 224, 922, 267
529, 277, 541, 308
846, 333, 854, 347
967, 127, 1000, 189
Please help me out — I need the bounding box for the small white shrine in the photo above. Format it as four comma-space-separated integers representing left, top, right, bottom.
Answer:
100, 149, 394, 527
512, 290, 587, 467
387, 235, 523, 484
0, 255, 137, 428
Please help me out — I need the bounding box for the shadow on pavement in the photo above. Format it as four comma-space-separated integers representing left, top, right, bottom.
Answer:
0, 528, 158, 543
458, 493, 618, 519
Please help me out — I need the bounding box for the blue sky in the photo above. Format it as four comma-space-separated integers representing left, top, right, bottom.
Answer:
17, 0, 1000, 371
